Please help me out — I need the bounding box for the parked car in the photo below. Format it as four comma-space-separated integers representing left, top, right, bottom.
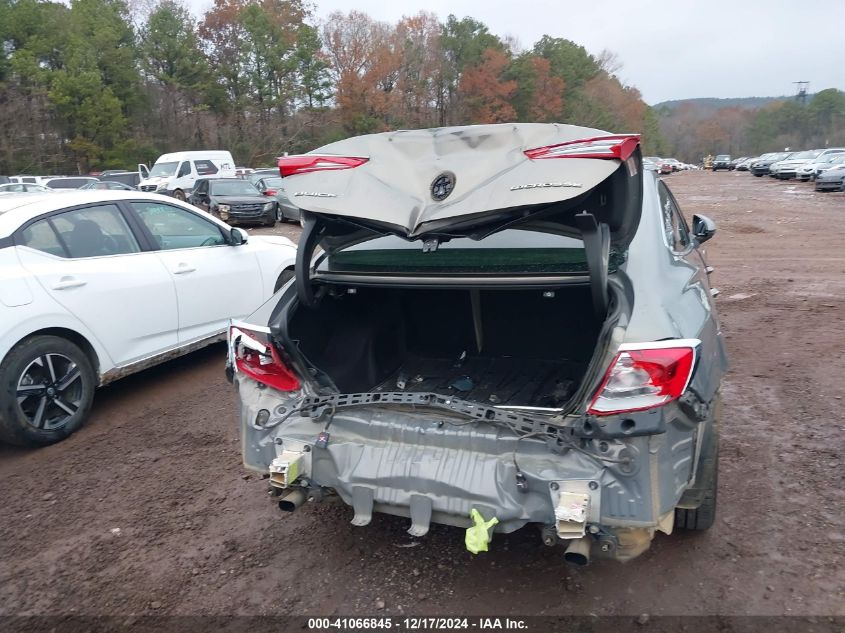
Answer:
137, 150, 236, 200
711, 155, 732, 171
9, 175, 42, 185
735, 157, 756, 171
659, 161, 674, 174
0, 190, 296, 447
79, 181, 136, 191
797, 150, 845, 181
0, 183, 52, 193
100, 171, 141, 188
45, 177, 100, 189
751, 152, 791, 177
729, 157, 748, 170
228, 124, 727, 565
254, 176, 300, 222
814, 161, 845, 191
246, 168, 280, 187
770, 149, 822, 180
187, 177, 277, 226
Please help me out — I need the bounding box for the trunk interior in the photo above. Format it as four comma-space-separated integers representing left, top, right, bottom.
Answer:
288, 286, 603, 409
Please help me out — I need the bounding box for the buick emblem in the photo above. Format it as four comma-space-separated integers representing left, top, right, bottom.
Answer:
431, 172, 456, 201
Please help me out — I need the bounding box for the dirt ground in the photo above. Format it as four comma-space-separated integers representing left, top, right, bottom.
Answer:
1, 171, 844, 619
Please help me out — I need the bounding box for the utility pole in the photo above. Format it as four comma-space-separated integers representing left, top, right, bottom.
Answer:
793, 81, 810, 104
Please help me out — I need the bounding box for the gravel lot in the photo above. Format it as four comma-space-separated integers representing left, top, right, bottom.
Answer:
1, 171, 843, 618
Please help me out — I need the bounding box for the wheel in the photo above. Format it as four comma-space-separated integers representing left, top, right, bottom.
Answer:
0, 336, 96, 446
675, 416, 719, 531
173, 189, 186, 201
276, 206, 284, 223
273, 268, 296, 293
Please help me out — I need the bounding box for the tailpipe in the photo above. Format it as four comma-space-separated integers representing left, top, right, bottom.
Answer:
278, 489, 306, 513
563, 536, 592, 566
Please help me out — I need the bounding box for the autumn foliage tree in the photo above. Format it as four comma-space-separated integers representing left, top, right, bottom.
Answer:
459, 48, 516, 124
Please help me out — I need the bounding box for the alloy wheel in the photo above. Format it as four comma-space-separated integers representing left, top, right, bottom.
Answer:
16, 354, 83, 431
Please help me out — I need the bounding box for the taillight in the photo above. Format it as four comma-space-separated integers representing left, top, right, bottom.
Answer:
525, 134, 640, 161
229, 325, 300, 392
263, 189, 277, 196
587, 340, 699, 416
277, 154, 369, 177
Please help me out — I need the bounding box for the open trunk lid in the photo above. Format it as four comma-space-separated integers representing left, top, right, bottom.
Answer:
283, 123, 643, 314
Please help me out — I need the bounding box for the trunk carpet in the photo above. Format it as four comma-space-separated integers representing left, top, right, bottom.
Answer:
373, 354, 582, 408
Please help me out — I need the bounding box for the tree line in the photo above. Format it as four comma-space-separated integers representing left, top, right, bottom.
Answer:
658, 89, 845, 162
0, 0, 666, 174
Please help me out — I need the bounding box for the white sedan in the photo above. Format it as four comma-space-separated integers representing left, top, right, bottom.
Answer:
0, 191, 296, 446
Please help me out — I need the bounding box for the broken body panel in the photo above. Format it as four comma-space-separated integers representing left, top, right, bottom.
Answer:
230, 123, 727, 563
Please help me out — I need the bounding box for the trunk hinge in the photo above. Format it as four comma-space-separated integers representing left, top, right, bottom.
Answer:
574, 211, 610, 317
295, 211, 324, 308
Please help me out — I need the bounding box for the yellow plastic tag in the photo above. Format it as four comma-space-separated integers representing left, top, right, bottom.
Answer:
465, 508, 499, 554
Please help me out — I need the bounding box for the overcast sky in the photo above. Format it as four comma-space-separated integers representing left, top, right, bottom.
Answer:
188, 0, 845, 104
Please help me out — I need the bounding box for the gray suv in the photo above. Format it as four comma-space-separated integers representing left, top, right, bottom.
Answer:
227, 124, 727, 564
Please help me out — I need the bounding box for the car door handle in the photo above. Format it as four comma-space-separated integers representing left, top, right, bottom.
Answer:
52, 276, 87, 290
705, 266, 715, 275
173, 264, 196, 275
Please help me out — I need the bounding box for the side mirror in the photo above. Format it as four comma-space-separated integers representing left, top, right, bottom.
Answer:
692, 214, 716, 244
230, 227, 248, 246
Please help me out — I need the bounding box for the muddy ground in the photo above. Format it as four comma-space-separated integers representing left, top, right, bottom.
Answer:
1, 171, 844, 619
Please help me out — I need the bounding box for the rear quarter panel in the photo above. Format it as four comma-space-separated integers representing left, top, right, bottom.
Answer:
623, 176, 727, 402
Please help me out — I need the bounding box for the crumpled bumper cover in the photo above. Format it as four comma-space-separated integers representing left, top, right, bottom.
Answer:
237, 379, 699, 536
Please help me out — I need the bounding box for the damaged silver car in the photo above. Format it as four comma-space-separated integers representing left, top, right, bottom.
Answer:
227, 123, 727, 564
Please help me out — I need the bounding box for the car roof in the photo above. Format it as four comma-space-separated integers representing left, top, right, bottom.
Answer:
0, 191, 189, 237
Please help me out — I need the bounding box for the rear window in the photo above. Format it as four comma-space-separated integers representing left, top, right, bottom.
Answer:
317, 229, 622, 275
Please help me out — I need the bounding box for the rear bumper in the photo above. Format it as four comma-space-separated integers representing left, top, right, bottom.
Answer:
236, 377, 705, 558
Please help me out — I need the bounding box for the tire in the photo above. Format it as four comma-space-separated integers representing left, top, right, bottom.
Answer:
276, 206, 284, 223
273, 268, 296, 293
173, 189, 186, 202
0, 336, 96, 447
675, 418, 719, 531
754, 173, 763, 177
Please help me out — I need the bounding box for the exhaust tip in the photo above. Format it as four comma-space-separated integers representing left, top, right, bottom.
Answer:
563, 536, 592, 566
563, 551, 590, 566
278, 489, 306, 513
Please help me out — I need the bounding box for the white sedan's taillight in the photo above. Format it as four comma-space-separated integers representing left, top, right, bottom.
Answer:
587, 340, 700, 415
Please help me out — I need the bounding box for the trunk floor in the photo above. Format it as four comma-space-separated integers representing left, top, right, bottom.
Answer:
373, 354, 582, 407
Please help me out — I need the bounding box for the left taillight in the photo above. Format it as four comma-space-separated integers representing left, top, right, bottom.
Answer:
587, 340, 699, 416
229, 325, 300, 392
525, 134, 640, 161
277, 154, 369, 177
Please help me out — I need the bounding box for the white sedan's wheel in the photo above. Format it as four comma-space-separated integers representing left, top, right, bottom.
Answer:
0, 336, 96, 446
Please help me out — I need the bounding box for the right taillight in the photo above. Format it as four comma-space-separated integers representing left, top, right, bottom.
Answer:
587, 340, 699, 416
229, 325, 300, 392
